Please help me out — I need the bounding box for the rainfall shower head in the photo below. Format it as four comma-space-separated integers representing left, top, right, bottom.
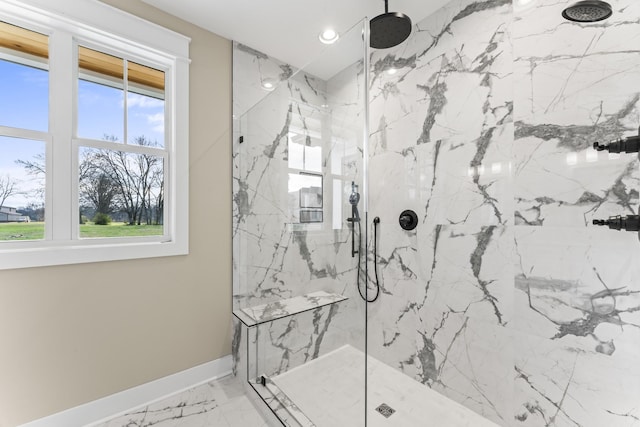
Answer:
562, 1, 612, 22
370, 0, 412, 49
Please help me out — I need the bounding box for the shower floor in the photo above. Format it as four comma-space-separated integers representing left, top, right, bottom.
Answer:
270, 345, 499, 427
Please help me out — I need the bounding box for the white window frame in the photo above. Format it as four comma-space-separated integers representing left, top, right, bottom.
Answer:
0, 0, 191, 270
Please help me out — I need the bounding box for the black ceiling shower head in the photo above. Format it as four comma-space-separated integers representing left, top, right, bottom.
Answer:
370, 0, 412, 49
562, 0, 612, 22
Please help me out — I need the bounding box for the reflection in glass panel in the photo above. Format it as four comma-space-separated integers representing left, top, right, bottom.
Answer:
305, 145, 322, 172
0, 136, 46, 241
0, 21, 49, 131
77, 46, 124, 142
288, 138, 322, 173
332, 179, 342, 230
288, 172, 322, 223
127, 61, 165, 148
79, 147, 164, 238
288, 138, 304, 170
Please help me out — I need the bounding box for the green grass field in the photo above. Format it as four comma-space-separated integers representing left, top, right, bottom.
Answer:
0, 222, 45, 240
0, 222, 163, 240
80, 223, 163, 238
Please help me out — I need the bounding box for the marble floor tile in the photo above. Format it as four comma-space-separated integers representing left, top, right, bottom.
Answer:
91, 375, 269, 427
270, 345, 499, 427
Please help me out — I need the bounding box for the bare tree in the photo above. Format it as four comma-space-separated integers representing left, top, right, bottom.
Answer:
0, 174, 20, 208
15, 153, 45, 177
151, 164, 164, 225
80, 172, 119, 215
15, 153, 45, 201
89, 138, 163, 225
78, 149, 119, 216
92, 149, 143, 225
16, 135, 164, 226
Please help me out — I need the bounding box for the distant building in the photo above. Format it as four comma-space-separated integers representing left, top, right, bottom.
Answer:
0, 206, 30, 223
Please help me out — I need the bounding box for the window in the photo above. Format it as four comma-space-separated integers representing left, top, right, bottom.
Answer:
0, 21, 49, 243
288, 127, 324, 225
0, 1, 190, 269
77, 47, 166, 238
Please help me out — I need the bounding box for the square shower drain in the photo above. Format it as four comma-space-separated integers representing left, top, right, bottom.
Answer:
375, 403, 396, 418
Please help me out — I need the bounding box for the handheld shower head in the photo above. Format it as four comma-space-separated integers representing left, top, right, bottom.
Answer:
348, 181, 361, 222
349, 181, 360, 206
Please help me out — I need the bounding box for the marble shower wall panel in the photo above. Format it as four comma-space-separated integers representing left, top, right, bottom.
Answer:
509, 3, 640, 422
514, 226, 640, 360
234, 56, 348, 308
255, 300, 354, 378
370, 224, 514, 425
232, 38, 367, 388
513, 0, 640, 227
514, 333, 640, 427
367, 0, 515, 424
233, 42, 297, 118
233, 43, 296, 309
426, 124, 514, 226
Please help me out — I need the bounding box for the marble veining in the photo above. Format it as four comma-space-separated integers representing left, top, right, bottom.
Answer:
367, 0, 640, 425
92, 376, 269, 427
233, 0, 640, 425
237, 291, 347, 326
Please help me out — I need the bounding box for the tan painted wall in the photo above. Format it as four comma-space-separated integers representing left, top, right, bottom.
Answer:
0, 1, 232, 425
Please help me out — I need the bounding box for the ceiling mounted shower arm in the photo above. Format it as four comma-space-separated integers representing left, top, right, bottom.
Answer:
384, 0, 389, 13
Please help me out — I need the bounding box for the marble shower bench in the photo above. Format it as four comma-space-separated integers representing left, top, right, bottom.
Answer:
232, 291, 352, 426
232, 291, 348, 326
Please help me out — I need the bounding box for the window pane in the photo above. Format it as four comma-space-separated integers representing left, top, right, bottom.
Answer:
77, 46, 124, 142
79, 147, 164, 238
128, 61, 165, 148
0, 136, 45, 241
0, 21, 48, 131
305, 145, 322, 173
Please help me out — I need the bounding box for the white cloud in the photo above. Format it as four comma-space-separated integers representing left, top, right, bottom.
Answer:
147, 112, 164, 123
147, 113, 164, 133
127, 93, 164, 109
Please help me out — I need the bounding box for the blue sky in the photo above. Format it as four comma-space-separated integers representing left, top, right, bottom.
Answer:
0, 58, 165, 208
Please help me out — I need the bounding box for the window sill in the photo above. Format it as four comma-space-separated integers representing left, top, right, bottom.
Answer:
0, 238, 188, 270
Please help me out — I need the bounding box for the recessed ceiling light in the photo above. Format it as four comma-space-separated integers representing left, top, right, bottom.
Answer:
261, 78, 276, 91
319, 28, 339, 44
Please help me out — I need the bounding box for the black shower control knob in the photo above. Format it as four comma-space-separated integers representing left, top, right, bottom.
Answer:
593, 135, 640, 153
592, 215, 640, 232
398, 210, 418, 231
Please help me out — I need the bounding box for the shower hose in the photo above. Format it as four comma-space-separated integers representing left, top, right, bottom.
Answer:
356, 217, 381, 303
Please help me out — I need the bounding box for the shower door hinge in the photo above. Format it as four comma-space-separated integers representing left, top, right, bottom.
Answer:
260, 375, 266, 386
239, 136, 244, 144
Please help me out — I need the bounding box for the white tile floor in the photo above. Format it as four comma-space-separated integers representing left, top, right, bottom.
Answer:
94, 346, 500, 427
91, 375, 269, 427
271, 345, 500, 427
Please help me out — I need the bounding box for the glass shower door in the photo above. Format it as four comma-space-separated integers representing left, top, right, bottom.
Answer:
232, 19, 369, 427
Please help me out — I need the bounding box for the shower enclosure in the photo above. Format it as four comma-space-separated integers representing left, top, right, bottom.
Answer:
233, 0, 640, 426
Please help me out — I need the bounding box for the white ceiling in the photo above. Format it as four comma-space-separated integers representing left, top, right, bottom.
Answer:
140, 0, 451, 77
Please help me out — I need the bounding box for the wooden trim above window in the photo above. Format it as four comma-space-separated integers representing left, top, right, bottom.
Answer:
0, 20, 47, 59
79, 46, 165, 91
0, 21, 165, 91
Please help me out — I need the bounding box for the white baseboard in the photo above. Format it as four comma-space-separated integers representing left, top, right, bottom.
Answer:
19, 355, 233, 427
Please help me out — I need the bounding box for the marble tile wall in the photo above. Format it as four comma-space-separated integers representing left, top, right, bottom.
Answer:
232, 38, 367, 382
233, 0, 640, 425
368, 0, 640, 426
